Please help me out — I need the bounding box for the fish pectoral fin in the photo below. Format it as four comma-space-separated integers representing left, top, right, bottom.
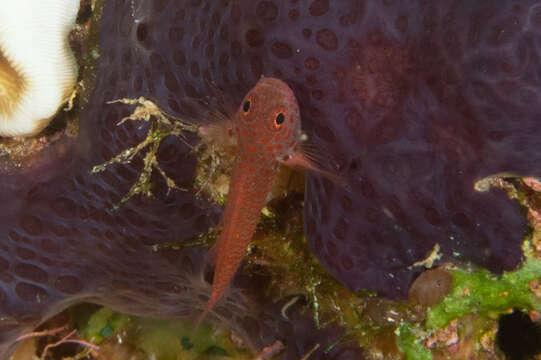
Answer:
281, 146, 351, 193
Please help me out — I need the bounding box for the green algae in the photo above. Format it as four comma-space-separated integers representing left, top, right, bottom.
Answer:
76, 307, 130, 343
396, 323, 433, 360
74, 306, 250, 359
426, 258, 541, 330
250, 218, 364, 329
250, 201, 404, 354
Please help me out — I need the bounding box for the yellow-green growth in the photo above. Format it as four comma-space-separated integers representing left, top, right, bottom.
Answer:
76, 307, 130, 344
427, 258, 541, 329
395, 323, 433, 360
251, 202, 386, 350
75, 306, 251, 359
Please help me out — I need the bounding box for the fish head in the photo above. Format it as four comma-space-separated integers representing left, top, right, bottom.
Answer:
235, 77, 301, 162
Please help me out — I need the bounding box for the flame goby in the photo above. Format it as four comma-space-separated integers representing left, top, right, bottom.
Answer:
196, 77, 302, 325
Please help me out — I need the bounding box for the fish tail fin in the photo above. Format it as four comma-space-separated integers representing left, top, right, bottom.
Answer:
193, 306, 211, 331
193, 287, 221, 331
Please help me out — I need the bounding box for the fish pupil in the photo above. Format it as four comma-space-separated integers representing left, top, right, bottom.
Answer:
243, 100, 250, 112
276, 113, 285, 125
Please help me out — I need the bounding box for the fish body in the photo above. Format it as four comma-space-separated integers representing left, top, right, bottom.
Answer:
197, 77, 301, 324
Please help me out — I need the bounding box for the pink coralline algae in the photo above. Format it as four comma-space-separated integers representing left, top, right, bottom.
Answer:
1, 0, 541, 357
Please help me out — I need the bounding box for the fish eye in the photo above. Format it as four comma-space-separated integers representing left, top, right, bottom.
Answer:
243, 100, 251, 112
275, 113, 285, 126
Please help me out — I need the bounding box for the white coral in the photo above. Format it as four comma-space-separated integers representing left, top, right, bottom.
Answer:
0, 0, 79, 136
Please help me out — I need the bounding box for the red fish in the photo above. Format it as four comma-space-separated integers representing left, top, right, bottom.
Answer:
196, 77, 303, 325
